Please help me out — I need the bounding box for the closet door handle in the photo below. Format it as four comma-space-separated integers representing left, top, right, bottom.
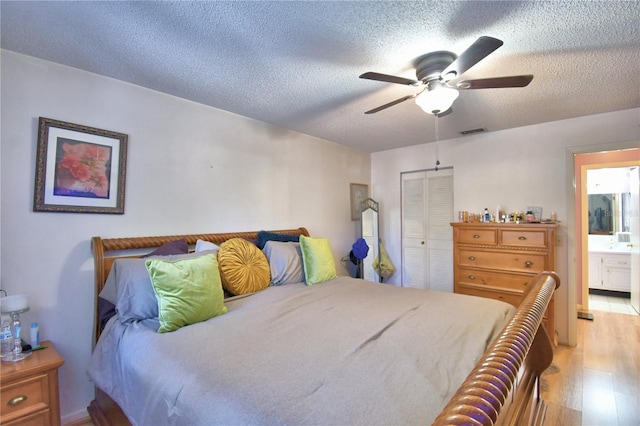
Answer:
525, 261, 533, 267
468, 256, 476, 261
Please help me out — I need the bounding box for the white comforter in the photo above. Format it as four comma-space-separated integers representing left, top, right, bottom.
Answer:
88, 277, 514, 425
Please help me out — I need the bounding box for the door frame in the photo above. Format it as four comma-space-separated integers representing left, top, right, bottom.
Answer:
566, 143, 640, 346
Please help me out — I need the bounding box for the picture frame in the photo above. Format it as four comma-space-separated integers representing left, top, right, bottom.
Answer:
527, 206, 543, 222
33, 117, 128, 214
350, 183, 369, 221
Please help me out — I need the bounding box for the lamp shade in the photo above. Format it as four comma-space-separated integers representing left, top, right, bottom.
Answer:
0, 294, 29, 313
415, 86, 459, 115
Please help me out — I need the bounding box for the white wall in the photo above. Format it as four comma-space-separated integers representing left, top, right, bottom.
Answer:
371, 108, 640, 345
0, 50, 370, 421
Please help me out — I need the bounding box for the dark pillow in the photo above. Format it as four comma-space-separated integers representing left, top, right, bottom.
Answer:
256, 231, 300, 250
98, 297, 116, 329
142, 239, 188, 257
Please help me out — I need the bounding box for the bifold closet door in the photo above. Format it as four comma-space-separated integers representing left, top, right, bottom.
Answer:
401, 168, 453, 291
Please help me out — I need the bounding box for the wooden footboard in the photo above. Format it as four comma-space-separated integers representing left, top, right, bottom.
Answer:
433, 271, 559, 426
88, 229, 558, 426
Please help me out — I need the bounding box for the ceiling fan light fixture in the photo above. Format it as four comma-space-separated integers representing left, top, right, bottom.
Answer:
415, 85, 459, 115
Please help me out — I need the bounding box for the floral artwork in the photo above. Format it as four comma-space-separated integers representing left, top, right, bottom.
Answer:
34, 117, 127, 214
54, 138, 112, 198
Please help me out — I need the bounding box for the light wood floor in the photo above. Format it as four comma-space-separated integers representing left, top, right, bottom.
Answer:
542, 310, 640, 426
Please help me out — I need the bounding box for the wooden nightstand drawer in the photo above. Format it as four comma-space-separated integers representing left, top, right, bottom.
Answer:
500, 229, 548, 248
1, 373, 49, 422
0, 342, 64, 426
456, 228, 497, 245
457, 267, 532, 292
458, 249, 547, 273
3, 408, 50, 426
457, 284, 523, 307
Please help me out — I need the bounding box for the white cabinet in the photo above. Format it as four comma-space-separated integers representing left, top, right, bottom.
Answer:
588, 252, 631, 292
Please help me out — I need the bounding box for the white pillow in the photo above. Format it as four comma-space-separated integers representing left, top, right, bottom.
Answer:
262, 241, 305, 285
195, 239, 220, 253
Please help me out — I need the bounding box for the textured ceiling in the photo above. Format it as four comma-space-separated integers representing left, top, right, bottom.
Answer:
1, 1, 639, 152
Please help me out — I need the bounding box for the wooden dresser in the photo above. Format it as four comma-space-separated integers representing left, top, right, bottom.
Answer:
0, 341, 64, 426
451, 222, 558, 345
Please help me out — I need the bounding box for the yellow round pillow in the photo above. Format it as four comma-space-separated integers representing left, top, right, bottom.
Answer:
217, 238, 271, 295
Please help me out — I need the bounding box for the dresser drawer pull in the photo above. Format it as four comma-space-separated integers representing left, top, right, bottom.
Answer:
468, 256, 476, 261
8, 395, 27, 407
473, 234, 480, 239
468, 275, 476, 280
525, 261, 533, 267
518, 236, 527, 240
523, 282, 529, 286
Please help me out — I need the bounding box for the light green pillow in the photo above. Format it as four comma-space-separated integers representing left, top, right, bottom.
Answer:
299, 235, 337, 285
145, 254, 227, 333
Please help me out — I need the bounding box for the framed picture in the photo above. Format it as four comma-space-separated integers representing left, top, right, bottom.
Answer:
33, 117, 128, 214
527, 206, 543, 222
350, 183, 369, 221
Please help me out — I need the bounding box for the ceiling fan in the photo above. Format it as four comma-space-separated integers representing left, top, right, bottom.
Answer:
360, 36, 533, 116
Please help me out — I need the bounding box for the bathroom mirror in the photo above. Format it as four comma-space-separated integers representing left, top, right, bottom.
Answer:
587, 167, 633, 236
360, 198, 381, 282
588, 193, 631, 235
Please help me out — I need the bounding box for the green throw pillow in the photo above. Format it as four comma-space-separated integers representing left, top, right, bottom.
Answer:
145, 254, 227, 333
299, 235, 337, 285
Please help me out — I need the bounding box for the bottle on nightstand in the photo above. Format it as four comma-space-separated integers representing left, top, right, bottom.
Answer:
0, 316, 11, 357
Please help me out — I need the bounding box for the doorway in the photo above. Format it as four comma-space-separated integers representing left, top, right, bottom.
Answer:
574, 149, 640, 315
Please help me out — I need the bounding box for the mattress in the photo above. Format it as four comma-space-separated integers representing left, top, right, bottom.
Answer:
87, 276, 515, 425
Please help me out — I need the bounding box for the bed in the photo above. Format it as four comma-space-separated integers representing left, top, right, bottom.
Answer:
87, 227, 559, 426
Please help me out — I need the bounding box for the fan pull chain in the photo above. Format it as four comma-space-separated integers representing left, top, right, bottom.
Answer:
434, 116, 440, 171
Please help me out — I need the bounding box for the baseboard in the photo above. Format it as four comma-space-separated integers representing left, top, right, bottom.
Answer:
62, 408, 91, 425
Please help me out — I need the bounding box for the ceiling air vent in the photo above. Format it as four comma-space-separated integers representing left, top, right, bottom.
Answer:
459, 127, 486, 136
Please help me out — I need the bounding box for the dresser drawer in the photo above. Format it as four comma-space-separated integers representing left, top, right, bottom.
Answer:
457, 267, 532, 292
457, 284, 522, 307
500, 229, 548, 248
456, 228, 497, 245
458, 249, 547, 273
0, 373, 49, 422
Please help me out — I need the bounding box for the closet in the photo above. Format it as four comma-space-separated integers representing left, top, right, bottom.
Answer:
401, 168, 453, 291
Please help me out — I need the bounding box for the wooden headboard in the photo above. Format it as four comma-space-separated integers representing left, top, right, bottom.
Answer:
90, 227, 310, 343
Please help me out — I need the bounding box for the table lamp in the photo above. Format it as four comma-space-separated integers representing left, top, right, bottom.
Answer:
1, 293, 31, 362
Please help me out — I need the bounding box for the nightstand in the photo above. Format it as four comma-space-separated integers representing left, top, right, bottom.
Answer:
1, 341, 64, 426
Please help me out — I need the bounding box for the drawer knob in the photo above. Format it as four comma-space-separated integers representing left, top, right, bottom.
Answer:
468, 256, 476, 261
524, 282, 529, 286
8, 395, 27, 407
468, 275, 476, 280
518, 236, 527, 240
525, 261, 533, 267
473, 234, 480, 239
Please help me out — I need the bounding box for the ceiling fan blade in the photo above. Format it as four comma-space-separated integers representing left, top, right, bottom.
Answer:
360, 72, 420, 86
441, 36, 503, 81
364, 94, 417, 114
456, 75, 533, 89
